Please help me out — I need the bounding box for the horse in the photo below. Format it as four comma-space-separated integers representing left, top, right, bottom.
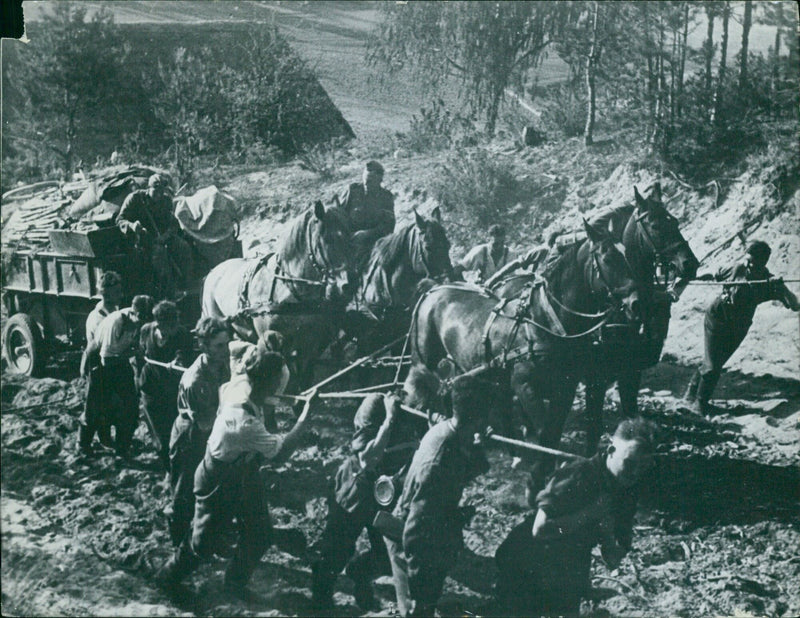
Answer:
410, 220, 641, 497
346, 207, 453, 353
202, 200, 352, 390
493, 183, 699, 453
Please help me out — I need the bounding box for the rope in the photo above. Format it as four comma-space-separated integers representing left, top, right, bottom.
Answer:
687, 279, 800, 286
278, 391, 581, 459
143, 357, 188, 372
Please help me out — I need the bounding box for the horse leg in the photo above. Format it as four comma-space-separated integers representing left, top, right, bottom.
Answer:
584, 379, 607, 456
526, 378, 578, 507
616, 370, 641, 418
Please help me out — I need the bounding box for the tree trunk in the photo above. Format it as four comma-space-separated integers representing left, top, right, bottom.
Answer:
703, 4, 715, 99
486, 84, 504, 137
770, 3, 782, 117
677, 1, 689, 118
650, 9, 665, 148
584, 1, 599, 146
713, 1, 730, 125
739, 0, 752, 91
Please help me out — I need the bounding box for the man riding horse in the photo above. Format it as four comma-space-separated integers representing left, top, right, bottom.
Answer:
339, 161, 395, 271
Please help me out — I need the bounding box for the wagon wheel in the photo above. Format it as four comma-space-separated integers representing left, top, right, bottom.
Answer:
2, 313, 46, 377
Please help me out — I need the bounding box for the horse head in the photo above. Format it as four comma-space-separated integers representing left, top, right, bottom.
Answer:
413, 207, 453, 280
280, 200, 352, 302
629, 183, 699, 280
582, 219, 641, 322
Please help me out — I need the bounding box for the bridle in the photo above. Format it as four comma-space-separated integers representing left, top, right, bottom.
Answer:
633, 207, 692, 287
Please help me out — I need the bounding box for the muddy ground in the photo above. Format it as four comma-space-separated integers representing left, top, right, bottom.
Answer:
2, 356, 798, 617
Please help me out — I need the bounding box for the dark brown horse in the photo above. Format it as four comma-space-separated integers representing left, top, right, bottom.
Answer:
202, 201, 352, 389
493, 183, 699, 454
411, 221, 641, 497
346, 207, 453, 352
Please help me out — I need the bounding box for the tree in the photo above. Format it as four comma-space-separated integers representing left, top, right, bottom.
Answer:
703, 1, 718, 99
713, 1, 731, 124
149, 47, 224, 184
9, 3, 130, 175
555, 1, 629, 145
739, 0, 753, 90
368, 1, 570, 136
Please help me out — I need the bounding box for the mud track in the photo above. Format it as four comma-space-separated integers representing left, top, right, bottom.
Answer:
2, 359, 799, 617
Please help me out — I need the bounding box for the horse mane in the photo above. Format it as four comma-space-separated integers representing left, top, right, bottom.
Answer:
540, 238, 582, 281
278, 205, 348, 263
278, 209, 312, 263
590, 204, 635, 240
370, 222, 417, 273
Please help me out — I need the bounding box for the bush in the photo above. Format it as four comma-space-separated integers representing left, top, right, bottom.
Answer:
401, 99, 479, 153
429, 149, 520, 240
296, 139, 348, 180
661, 77, 766, 181
540, 83, 586, 138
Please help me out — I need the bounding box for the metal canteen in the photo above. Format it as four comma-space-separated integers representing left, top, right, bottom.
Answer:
373, 474, 396, 507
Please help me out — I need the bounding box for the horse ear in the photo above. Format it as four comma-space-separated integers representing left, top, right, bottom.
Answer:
583, 218, 603, 243
650, 182, 662, 202
634, 186, 648, 211
314, 200, 326, 221
430, 206, 442, 222
414, 208, 427, 230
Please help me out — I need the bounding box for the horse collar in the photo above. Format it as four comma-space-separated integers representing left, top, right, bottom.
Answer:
305, 219, 331, 278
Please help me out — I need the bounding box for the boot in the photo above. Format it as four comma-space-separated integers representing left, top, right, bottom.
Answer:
346, 556, 378, 611
311, 562, 335, 611
78, 424, 94, 455
694, 372, 720, 415
684, 371, 701, 402
155, 544, 197, 592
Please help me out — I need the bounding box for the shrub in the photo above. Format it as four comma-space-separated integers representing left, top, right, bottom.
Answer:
429, 149, 520, 240
401, 98, 479, 153
297, 139, 347, 180
539, 83, 586, 138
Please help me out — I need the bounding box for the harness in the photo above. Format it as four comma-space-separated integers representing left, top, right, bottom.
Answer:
238, 253, 274, 311
632, 208, 691, 289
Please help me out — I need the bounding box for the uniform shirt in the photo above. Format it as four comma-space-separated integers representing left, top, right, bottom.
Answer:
536, 452, 637, 553
138, 322, 193, 398
96, 308, 140, 361
116, 189, 180, 237
206, 375, 283, 463
340, 182, 395, 236
458, 242, 512, 281
394, 421, 489, 557
139, 322, 193, 365
85, 301, 112, 346
176, 353, 229, 433
707, 261, 792, 329
351, 393, 427, 475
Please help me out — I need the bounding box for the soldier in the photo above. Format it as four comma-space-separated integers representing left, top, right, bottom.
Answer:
157, 342, 313, 598
88, 295, 154, 458
340, 160, 395, 268
310, 367, 441, 612
685, 241, 799, 414
167, 316, 230, 548
484, 230, 561, 289
116, 173, 194, 297
494, 417, 657, 617
137, 300, 193, 467
454, 224, 513, 283
383, 376, 491, 617
78, 271, 123, 455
